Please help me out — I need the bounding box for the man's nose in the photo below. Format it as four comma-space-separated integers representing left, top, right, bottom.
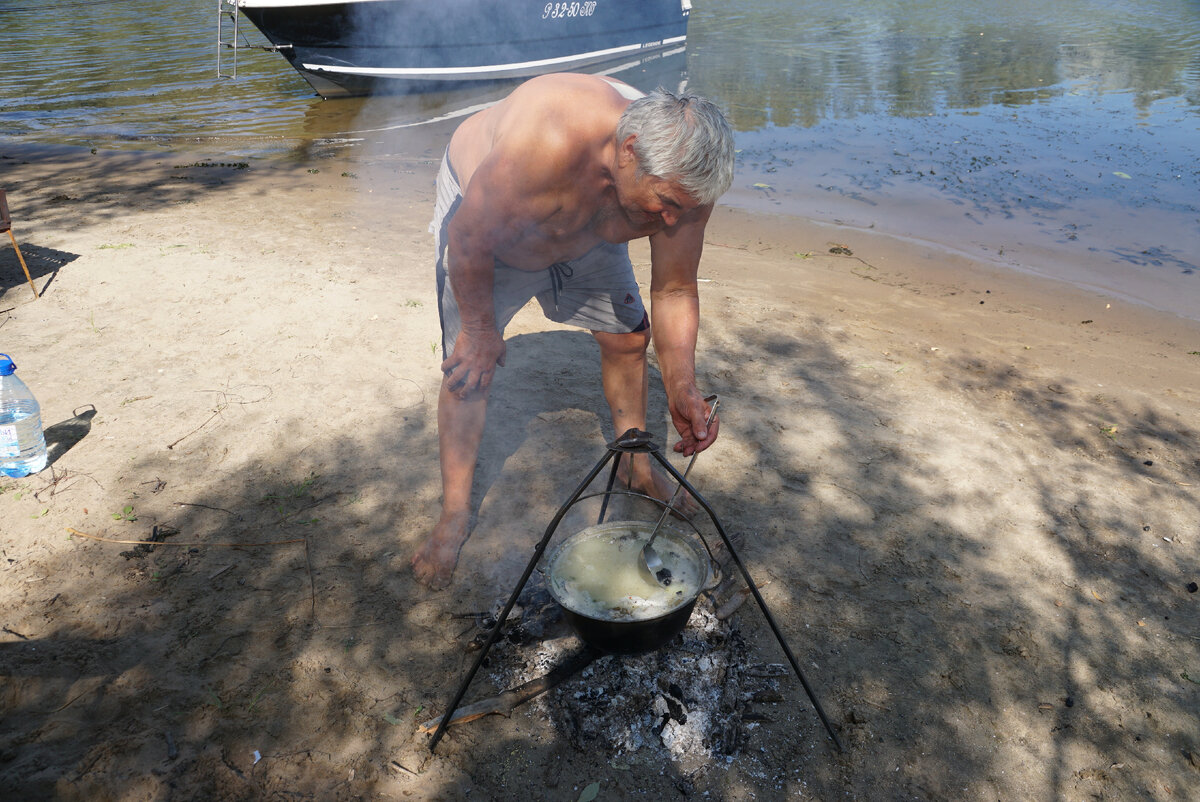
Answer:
660, 208, 679, 227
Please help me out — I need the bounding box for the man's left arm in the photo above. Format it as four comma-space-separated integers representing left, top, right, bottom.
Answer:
648, 206, 719, 455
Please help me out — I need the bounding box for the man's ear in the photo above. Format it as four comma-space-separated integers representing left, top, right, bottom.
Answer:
617, 134, 639, 168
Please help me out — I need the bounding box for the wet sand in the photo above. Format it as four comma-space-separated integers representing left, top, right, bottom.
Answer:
2, 141, 1199, 800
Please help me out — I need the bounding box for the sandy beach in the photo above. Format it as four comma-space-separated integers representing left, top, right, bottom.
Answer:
2, 140, 1199, 800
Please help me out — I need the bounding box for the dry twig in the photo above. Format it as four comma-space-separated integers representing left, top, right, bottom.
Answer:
65, 527, 302, 549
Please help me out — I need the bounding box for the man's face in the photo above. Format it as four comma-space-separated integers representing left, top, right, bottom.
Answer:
619, 173, 700, 234
612, 136, 702, 235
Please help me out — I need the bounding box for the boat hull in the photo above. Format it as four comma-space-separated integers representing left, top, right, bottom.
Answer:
237, 0, 690, 98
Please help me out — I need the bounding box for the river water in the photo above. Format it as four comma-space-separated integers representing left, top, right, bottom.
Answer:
1, 0, 1197, 318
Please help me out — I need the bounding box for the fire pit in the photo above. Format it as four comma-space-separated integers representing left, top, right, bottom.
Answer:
475, 584, 792, 781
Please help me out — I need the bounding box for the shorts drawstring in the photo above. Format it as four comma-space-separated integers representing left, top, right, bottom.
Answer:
549, 262, 574, 311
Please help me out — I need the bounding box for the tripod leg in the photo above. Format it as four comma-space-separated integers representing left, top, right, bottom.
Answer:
648, 449, 844, 751
429, 448, 619, 752
595, 450, 624, 525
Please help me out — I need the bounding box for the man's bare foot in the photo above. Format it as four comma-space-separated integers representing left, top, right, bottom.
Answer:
619, 454, 700, 518
411, 510, 470, 590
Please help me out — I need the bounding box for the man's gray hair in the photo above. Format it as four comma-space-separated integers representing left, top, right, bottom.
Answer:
616, 87, 735, 206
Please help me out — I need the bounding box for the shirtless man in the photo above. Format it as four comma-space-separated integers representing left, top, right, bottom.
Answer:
411, 72, 735, 589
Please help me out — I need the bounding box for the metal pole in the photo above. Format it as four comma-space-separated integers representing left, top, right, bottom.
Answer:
428, 445, 621, 751
595, 449, 624, 526
649, 449, 844, 752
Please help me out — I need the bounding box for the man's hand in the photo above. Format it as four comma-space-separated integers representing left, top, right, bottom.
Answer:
441, 326, 506, 398
670, 390, 719, 456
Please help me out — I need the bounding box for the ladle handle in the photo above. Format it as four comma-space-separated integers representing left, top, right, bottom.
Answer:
646, 395, 719, 548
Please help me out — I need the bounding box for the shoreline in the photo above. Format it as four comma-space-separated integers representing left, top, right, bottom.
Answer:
719, 183, 1200, 326
6, 136, 1199, 328
6, 129, 1197, 325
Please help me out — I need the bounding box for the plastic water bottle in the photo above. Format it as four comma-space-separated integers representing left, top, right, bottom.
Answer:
0, 353, 48, 477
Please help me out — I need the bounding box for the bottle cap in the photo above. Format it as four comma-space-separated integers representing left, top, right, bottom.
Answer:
0, 354, 14, 377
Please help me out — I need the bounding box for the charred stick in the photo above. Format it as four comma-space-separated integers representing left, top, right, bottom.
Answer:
418, 647, 598, 734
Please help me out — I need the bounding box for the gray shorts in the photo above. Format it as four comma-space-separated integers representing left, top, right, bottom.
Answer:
430, 154, 649, 357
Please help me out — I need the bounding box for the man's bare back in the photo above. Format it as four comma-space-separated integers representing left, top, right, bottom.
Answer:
445, 73, 704, 273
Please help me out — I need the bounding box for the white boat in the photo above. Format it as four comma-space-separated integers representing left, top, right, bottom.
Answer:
222, 0, 691, 98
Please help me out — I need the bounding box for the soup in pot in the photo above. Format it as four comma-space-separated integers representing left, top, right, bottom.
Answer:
547, 522, 704, 622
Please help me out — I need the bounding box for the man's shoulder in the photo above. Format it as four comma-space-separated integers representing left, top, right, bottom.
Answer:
508, 73, 630, 114
518, 71, 623, 92
488, 77, 620, 166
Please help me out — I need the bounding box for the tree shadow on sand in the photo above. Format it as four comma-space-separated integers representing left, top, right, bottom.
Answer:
1, 312, 1198, 800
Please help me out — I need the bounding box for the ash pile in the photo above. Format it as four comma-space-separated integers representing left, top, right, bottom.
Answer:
467, 582, 790, 778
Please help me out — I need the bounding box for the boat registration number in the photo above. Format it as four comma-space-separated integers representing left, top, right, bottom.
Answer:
543, 2, 598, 19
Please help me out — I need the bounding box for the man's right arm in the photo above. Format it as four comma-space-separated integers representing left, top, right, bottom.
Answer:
439, 199, 508, 398
438, 139, 563, 399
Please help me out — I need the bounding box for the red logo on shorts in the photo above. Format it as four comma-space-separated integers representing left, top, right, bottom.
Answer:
624, 293, 635, 305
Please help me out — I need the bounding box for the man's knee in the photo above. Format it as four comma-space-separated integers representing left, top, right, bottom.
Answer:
593, 327, 650, 359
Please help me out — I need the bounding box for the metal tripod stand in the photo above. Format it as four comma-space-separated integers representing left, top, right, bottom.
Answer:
428, 427, 842, 752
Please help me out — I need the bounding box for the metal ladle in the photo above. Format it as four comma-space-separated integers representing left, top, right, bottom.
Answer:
640, 395, 719, 586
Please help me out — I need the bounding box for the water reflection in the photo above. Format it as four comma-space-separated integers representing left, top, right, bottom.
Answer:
687, 0, 1200, 129
673, 0, 1200, 318
1, 0, 1196, 139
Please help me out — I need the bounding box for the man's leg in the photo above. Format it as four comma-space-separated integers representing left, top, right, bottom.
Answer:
411, 380, 489, 589
592, 328, 697, 514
